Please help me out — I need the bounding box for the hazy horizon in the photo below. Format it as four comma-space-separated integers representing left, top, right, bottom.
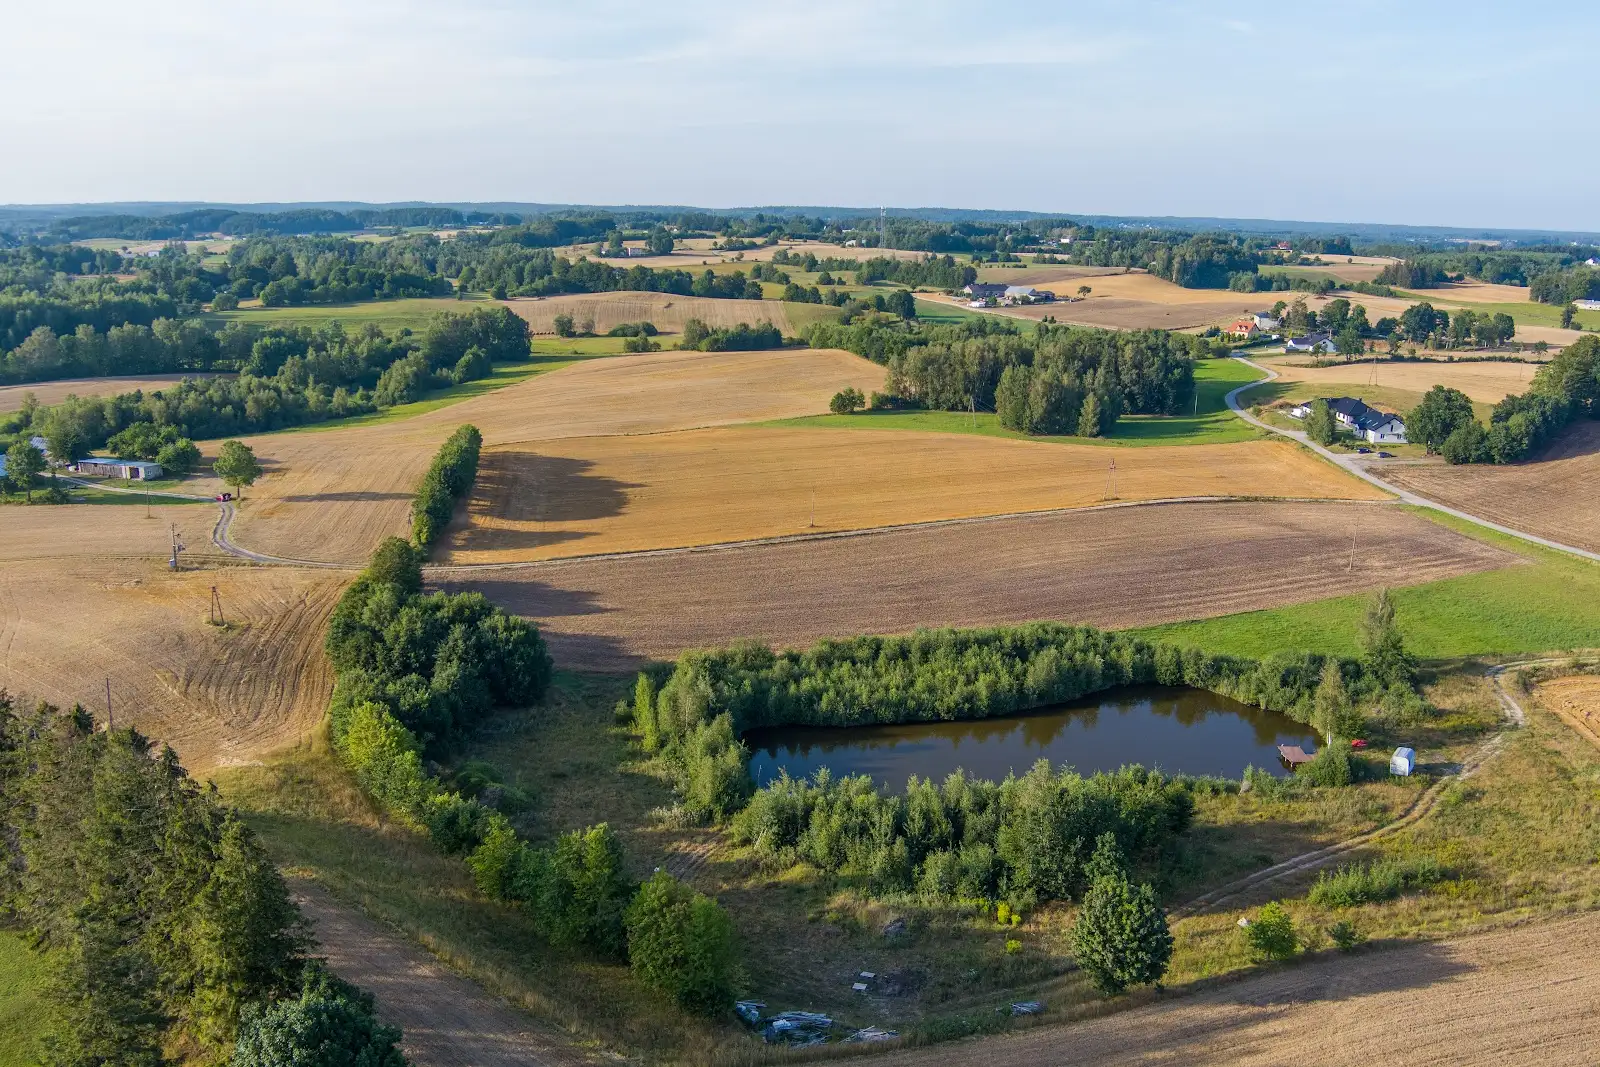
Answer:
7, 1, 1596, 231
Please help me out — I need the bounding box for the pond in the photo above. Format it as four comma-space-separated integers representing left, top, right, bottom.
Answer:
745, 685, 1321, 789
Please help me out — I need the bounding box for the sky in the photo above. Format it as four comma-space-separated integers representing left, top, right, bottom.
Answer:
5, 1, 1597, 230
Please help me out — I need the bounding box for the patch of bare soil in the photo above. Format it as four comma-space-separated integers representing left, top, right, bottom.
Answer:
879, 910, 1600, 1067
438, 501, 1518, 671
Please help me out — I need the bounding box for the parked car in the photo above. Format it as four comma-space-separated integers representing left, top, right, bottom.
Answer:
1355, 447, 1372, 454
1377, 451, 1394, 458
215, 492, 233, 502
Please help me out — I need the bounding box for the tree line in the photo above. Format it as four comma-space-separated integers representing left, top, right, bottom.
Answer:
411, 425, 481, 550
0, 695, 407, 1065
324, 539, 738, 1014
1408, 336, 1600, 463
0, 307, 529, 461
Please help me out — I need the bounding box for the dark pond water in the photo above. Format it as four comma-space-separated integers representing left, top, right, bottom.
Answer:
745, 686, 1320, 789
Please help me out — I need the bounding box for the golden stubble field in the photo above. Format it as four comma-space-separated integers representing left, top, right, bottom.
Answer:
503, 293, 839, 336
219, 347, 887, 564
1256, 356, 1540, 405
0, 373, 225, 413
443, 429, 1388, 564
0, 557, 344, 772
442, 500, 1516, 670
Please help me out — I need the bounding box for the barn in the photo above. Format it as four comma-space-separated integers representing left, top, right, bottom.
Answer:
74, 457, 165, 480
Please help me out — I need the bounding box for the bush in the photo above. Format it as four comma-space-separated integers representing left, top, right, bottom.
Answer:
232, 964, 407, 1067
1246, 901, 1298, 961
1297, 744, 1353, 787
829, 387, 865, 414
553, 313, 575, 337
1327, 920, 1364, 951
622, 334, 661, 353
625, 873, 737, 1015
1069, 835, 1173, 994
1308, 856, 1443, 908
410, 424, 481, 549
155, 437, 201, 475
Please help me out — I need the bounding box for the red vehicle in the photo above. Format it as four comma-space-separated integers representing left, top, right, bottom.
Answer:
1350, 738, 1368, 749
215, 492, 233, 502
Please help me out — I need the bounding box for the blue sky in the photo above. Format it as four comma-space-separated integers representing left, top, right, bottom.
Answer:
5, 1, 1595, 229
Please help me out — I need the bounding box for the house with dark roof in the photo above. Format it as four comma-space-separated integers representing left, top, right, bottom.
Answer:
1288, 396, 1407, 444
963, 282, 1009, 301
1284, 332, 1336, 353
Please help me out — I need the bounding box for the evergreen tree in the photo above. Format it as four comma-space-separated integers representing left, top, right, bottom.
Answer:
1078, 391, 1103, 437
1360, 589, 1416, 688
1304, 398, 1339, 446
1311, 659, 1361, 743
625, 873, 736, 1015
1070, 835, 1173, 995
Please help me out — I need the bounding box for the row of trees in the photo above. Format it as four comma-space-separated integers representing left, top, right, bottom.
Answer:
0, 697, 406, 1064
410, 425, 482, 549
324, 539, 737, 1013
855, 254, 977, 290
1408, 336, 1600, 463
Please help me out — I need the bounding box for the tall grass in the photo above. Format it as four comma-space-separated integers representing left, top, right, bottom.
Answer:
1308, 855, 1444, 908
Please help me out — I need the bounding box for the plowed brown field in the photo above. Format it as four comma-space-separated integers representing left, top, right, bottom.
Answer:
438, 501, 1515, 670
443, 430, 1387, 564
0, 559, 343, 771
1383, 421, 1600, 554
220, 348, 885, 564
503, 292, 838, 335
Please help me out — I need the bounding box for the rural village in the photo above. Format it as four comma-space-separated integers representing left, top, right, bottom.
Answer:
2, 7, 1599, 1067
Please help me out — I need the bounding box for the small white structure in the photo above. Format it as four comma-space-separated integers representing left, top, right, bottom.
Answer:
1576, 299, 1600, 311
1390, 747, 1416, 776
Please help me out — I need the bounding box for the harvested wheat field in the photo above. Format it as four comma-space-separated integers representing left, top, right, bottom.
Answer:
1259, 357, 1539, 404
1384, 421, 1600, 554
1410, 281, 1536, 304
0, 559, 343, 771
1265, 255, 1396, 283
439, 500, 1515, 670
219, 348, 884, 564
1, 501, 226, 562
504, 292, 823, 336
0, 373, 223, 413
879, 910, 1600, 1067
974, 265, 1125, 287
921, 273, 1280, 331
1538, 675, 1600, 750
444, 428, 1389, 564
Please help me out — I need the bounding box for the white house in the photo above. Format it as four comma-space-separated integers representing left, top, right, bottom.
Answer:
1002, 285, 1055, 304
1284, 332, 1336, 353
1576, 299, 1600, 311
1287, 396, 1408, 444
1253, 310, 1282, 330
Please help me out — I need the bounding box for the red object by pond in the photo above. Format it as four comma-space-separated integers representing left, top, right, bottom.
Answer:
1350, 739, 1368, 749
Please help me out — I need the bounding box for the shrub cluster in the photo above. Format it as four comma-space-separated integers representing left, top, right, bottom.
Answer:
1307, 856, 1444, 908
324, 539, 736, 1014
680, 318, 785, 352
730, 763, 1192, 910
0, 698, 401, 1063
411, 424, 482, 549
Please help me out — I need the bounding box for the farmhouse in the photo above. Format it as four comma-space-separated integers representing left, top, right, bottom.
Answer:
1003, 285, 1055, 304
73, 457, 164, 480
1225, 319, 1261, 340
963, 282, 1009, 300
1288, 397, 1408, 444
1253, 310, 1282, 330
1285, 332, 1336, 353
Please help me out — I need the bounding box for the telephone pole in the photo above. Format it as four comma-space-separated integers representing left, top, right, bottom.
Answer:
209, 585, 225, 625
1104, 457, 1117, 501
169, 523, 186, 571
105, 678, 113, 729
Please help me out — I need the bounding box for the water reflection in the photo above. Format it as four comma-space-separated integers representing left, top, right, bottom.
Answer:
745, 685, 1320, 790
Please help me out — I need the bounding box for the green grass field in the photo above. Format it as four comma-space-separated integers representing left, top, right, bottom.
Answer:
762, 357, 1267, 447
0, 932, 52, 1067
1135, 508, 1600, 660
206, 295, 490, 332
1389, 292, 1600, 332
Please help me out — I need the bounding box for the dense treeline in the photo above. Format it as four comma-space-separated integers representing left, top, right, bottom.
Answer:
805, 316, 1198, 435
0, 696, 405, 1064
1374, 259, 1448, 289
855, 254, 976, 290
411, 425, 481, 549
1433, 336, 1600, 463
1147, 235, 1260, 289
324, 540, 736, 1013
1529, 266, 1600, 306
0, 307, 528, 453
731, 763, 1192, 908
43, 206, 524, 241
681, 319, 785, 352
445, 239, 765, 301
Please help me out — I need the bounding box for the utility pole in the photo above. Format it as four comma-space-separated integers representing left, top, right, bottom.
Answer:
809, 489, 816, 528
169, 523, 185, 571
970, 395, 977, 430
210, 585, 225, 625
106, 677, 113, 729
1104, 457, 1117, 501
1347, 528, 1357, 573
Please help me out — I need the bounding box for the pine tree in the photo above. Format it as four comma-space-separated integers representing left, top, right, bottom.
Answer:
1360, 588, 1416, 687
1078, 391, 1103, 438
1311, 659, 1360, 742
1070, 836, 1173, 995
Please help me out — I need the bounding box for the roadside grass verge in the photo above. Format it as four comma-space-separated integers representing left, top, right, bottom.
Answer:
758, 359, 1268, 447
1134, 508, 1600, 660
0, 931, 54, 1067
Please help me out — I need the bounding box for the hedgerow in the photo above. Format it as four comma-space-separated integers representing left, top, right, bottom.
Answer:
410, 424, 481, 549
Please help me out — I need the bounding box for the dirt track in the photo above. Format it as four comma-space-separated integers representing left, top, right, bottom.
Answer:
293, 881, 589, 1067
880, 910, 1600, 1067
439, 500, 1517, 670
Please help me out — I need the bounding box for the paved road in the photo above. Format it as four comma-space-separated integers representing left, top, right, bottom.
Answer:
1227, 356, 1600, 563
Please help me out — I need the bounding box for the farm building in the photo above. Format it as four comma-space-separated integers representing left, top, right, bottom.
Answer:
1576, 299, 1600, 311
1284, 332, 1336, 353
963, 282, 1009, 300
1253, 310, 1282, 330
1003, 285, 1055, 304
73, 457, 164, 480
1288, 397, 1407, 444
1225, 319, 1261, 340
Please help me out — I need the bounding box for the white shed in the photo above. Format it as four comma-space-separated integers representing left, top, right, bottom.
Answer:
1390, 747, 1416, 776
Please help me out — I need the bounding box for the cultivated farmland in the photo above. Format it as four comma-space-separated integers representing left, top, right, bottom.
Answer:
502, 292, 838, 335
920, 271, 1286, 330
444, 430, 1388, 564
1251, 356, 1540, 405
0, 559, 343, 771
439, 500, 1517, 670
0, 374, 224, 413
1382, 421, 1600, 554
219, 347, 886, 563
